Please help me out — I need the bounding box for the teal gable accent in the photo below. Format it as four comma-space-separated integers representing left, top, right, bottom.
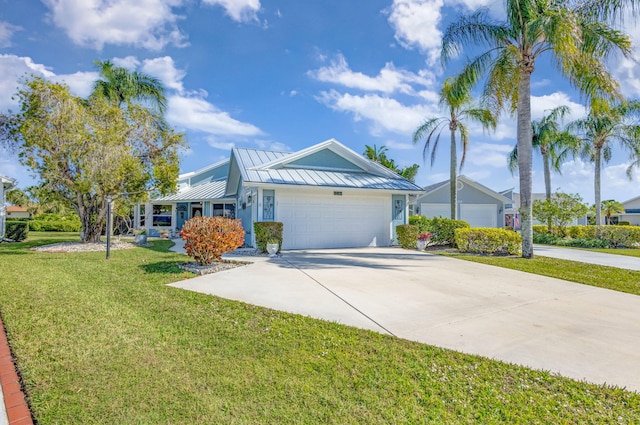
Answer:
288, 149, 362, 171
191, 163, 230, 186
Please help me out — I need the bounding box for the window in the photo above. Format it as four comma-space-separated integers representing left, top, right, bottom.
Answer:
139, 205, 146, 227
263, 190, 274, 221
152, 204, 172, 227
213, 203, 236, 219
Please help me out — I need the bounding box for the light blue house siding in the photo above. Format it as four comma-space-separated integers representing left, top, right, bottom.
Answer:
288, 149, 362, 170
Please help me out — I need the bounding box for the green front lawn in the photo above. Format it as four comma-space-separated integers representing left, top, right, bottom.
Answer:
441, 252, 640, 296
1, 232, 639, 423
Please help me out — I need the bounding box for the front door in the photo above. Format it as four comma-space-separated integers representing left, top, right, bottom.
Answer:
391, 195, 406, 244
176, 203, 188, 230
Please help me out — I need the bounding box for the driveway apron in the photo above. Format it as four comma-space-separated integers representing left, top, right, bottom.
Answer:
170, 247, 640, 392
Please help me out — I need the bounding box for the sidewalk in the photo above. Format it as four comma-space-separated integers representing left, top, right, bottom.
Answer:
533, 244, 640, 270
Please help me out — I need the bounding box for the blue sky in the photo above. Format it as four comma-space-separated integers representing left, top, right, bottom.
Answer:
1, 0, 640, 204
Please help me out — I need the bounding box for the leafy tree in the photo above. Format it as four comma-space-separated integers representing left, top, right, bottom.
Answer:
413, 76, 495, 219
5, 188, 29, 207
601, 199, 625, 225
508, 106, 580, 199
569, 99, 640, 225
0, 77, 185, 243
93, 60, 166, 114
363, 144, 420, 182
532, 193, 588, 236
443, 0, 637, 257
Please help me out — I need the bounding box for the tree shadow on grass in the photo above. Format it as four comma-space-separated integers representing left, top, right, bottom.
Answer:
140, 260, 188, 275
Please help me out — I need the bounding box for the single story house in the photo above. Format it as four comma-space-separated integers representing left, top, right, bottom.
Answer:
413, 176, 511, 228
611, 195, 640, 225
6, 206, 30, 219
1, 175, 17, 240
137, 139, 423, 249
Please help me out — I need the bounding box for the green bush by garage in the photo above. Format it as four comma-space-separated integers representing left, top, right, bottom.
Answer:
455, 228, 522, 255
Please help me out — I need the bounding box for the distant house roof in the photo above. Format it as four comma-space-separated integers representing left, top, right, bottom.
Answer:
6, 206, 28, 213
421, 175, 511, 204
154, 180, 233, 202
228, 139, 422, 193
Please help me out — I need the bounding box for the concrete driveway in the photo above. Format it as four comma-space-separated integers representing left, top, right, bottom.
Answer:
169, 247, 640, 392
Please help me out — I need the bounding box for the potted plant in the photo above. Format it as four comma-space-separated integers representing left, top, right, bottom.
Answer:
134, 228, 147, 244
160, 229, 169, 239
417, 232, 432, 251
266, 238, 279, 257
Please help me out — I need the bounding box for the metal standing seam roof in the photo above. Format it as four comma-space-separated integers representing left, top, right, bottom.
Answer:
233, 148, 422, 191
153, 180, 232, 202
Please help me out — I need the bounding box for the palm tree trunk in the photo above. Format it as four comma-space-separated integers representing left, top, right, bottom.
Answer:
450, 128, 457, 220
542, 153, 551, 200
517, 69, 534, 258
594, 148, 602, 226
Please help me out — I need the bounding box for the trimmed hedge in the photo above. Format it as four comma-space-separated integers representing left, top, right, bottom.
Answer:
534, 224, 640, 248
254, 222, 283, 253
455, 228, 521, 255
5, 221, 28, 242
429, 217, 470, 245
28, 220, 82, 232
408, 215, 430, 233
396, 224, 419, 249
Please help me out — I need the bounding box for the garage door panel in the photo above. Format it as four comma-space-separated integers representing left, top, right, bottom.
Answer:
460, 204, 496, 228
277, 192, 390, 249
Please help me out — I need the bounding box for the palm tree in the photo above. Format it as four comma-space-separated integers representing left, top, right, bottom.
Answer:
363, 144, 388, 163
442, 0, 637, 258
569, 99, 640, 225
92, 60, 166, 114
508, 106, 580, 200
363, 144, 420, 182
601, 199, 625, 225
413, 76, 495, 220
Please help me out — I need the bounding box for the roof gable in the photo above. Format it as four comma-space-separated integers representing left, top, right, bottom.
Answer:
179, 159, 229, 187
420, 176, 511, 204
286, 148, 363, 172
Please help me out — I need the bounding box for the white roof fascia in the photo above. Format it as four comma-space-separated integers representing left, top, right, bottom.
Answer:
621, 195, 640, 205
246, 181, 422, 194
421, 176, 511, 204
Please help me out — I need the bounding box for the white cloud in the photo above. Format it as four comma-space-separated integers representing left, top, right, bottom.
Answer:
207, 138, 236, 150
0, 54, 97, 111
0, 21, 21, 48
167, 94, 263, 137
386, 0, 444, 64
202, 0, 261, 22
42, 0, 188, 50
308, 53, 435, 95
316, 90, 434, 135
112, 56, 141, 69
141, 56, 186, 93
385, 139, 414, 150
530, 92, 586, 122
467, 142, 513, 168
254, 140, 291, 152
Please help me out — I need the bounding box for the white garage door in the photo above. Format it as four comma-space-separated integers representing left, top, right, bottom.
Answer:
421, 203, 450, 218
460, 204, 496, 228
277, 192, 390, 249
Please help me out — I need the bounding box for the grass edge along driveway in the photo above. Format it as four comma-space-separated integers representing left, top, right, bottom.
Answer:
0, 232, 638, 424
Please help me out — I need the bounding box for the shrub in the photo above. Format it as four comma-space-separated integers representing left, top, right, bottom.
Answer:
533, 233, 560, 245
28, 220, 82, 232
408, 215, 430, 233
396, 224, 419, 249
180, 217, 245, 265
429, 217, 470, 245
533, 225, 552, 235
617, 221, 631, 226
455, 228, 522, 255
254, 222, 283, 253
5, 221, 28, 241
596, 225, 640, 248
566, 225, 596, 239
555, 237, 609, 249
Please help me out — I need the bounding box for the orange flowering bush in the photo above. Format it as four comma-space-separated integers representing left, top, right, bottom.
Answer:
179, 216, 245, 265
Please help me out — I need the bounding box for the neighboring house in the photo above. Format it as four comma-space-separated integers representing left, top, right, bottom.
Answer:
500, 189, 589, 226
1, 175, 17, 240
138, 139, 422, 249
413, 176, 511, 228
611, 196, 640, 225
6, 206, 30, 219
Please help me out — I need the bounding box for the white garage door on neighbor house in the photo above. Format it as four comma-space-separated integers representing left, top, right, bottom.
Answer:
277, 191, 390, 249
420, 203, 497, 227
